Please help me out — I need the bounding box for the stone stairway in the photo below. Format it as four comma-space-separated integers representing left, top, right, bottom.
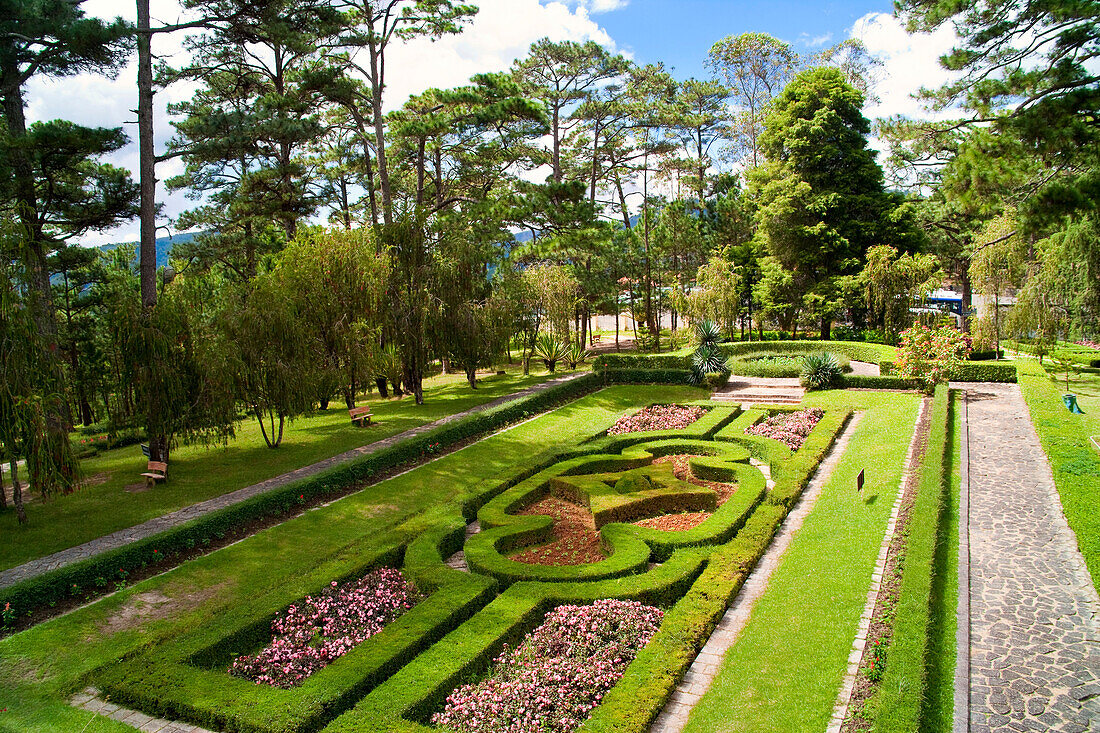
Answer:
711, 377, 804, 405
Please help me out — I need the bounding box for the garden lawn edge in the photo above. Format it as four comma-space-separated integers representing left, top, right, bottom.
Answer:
871, 385, 953, 733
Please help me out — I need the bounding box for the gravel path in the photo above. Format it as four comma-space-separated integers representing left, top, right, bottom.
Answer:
954, 382, 1100, 732
0, 372, 586, 590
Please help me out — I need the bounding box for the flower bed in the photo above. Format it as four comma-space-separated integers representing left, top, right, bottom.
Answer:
607, 404, 707, 436
745, 408, 824, 450
432, 599, 663, 733
229, 567, 422, 688
1077, 339, 1100, 351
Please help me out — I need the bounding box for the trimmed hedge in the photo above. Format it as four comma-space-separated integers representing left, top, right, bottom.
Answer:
839, 374, 920, 390
600, 367, 694, 385
948, 361, 1017, 382
592, 353, 692, 371
466, 435, 760, 585
95, 526, 497, 733
720, 340, 895, 366
0, 372, 602, 622
320, 549, 714, 732
872, 385, 952, 733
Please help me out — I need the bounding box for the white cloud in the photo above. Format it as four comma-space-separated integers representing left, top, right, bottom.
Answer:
851, 12, 959, 122
799, 31, 833, 48
22, 0, 619, 246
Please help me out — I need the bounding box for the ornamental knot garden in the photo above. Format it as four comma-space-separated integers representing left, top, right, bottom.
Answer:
93, 402, 848, 733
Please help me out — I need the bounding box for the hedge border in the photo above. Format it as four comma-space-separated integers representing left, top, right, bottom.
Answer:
94, 523, 497, 733
0, 373, 602, 625
871, 385, 952, 733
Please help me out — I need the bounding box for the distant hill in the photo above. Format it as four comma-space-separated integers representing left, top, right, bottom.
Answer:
97, 231, 200, 269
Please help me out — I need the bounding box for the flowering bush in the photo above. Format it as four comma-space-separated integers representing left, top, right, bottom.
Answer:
433, 599, 663, 733
895, 324, 969, 393
1077, 339, 1100, 351
607, 404, 706, 436
229, 567, 422, 688
745, 407, 824, 450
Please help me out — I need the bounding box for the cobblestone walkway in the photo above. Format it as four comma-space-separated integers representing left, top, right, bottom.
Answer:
957, 382, 1100, 733
0, 373, 585, 590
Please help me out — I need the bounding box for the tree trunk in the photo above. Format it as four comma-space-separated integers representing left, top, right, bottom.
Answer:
466, 366, 477, 389
11, 460, 26, 525
368, 39, 393, 226
960, 265, 973, 333
0, 460, 7, 510
137, 0, 157, 312
375, 376, 389, 398
821, 315, 832, 341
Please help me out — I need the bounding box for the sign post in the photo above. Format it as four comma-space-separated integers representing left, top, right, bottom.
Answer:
857, 468, 865, 495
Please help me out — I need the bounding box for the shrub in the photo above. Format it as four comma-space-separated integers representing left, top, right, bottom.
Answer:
895, 325, 968, 393
432, 600, 664, 733
800, 352, 843, 390
535, 334, 570, 372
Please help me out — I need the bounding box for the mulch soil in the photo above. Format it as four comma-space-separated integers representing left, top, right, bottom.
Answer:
509, 455, 739, 564
841, 395, 932, 732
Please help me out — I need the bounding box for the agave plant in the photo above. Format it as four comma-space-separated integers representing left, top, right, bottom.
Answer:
800, 351, 842, 390
534, 334, 570, 372
695, 319, 722, 349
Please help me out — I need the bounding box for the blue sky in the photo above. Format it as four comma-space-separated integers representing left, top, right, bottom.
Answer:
595, 0, 894, 80
40, 0, 953, 245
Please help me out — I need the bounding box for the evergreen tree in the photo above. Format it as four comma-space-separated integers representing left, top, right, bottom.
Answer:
750, 67, 898, 338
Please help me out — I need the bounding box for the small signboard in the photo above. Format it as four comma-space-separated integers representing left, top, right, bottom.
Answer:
857, 469, 865, 493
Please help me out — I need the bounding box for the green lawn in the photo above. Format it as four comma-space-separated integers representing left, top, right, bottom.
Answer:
1016, 357, 1100, 590
682, 389, 920, 733
0, 384, 707, 733
0, 366, 573, 571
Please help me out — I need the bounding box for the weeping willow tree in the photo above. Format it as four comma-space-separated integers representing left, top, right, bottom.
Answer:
862, 245, 941, 339
969, 210, 1027, 354
0, 262, 79, 524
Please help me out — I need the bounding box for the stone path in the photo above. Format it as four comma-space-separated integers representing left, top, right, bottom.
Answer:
71, 688, 215, 733
954, 382, 1100, 733
0, 373, 585, 590
649, 411, 866, 733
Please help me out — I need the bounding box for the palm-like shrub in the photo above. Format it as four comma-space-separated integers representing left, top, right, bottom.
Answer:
800, 352, 842, 390
566, 342, 589, 370
689, 320, 728, 385
534, 334, 570, 372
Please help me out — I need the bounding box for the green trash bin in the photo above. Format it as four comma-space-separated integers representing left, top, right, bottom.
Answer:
1063, 394, 1084, 414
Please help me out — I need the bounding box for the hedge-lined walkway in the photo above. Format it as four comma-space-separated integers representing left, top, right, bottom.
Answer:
0, 372, 585, 591
957, 382, 1100, 732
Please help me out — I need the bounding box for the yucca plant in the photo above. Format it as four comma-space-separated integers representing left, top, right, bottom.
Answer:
689, 320, 728, 385
566, 342, 589, 370
534, 334, 570, 372
800, 351, 842, 390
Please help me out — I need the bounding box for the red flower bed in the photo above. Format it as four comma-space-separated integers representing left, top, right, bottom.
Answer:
432, 599, 663, 733
607, 404, 707, 436
745, 407, 824, 450
229, 567, 421, 688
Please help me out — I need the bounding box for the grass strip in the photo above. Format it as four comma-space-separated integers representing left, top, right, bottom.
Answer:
872, 386, 952, 733
1015, 358, 1100, 590
680, 390, 919, 733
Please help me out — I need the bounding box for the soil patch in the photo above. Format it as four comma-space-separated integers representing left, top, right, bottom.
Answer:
634, 512, 711, 531
510, 496, 604, 566
98, 580, 232, 636
124, 482, 150, 494
652, 454, 737, 504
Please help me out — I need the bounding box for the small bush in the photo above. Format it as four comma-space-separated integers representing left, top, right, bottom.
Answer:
800, 352, 843, 390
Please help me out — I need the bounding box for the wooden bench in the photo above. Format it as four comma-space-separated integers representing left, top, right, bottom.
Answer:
349, 406, 373, 427
140, 461, 168, 489
591, 334, 602, 345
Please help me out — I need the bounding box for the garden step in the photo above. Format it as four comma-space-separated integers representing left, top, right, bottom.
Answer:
711, 391, 804, 404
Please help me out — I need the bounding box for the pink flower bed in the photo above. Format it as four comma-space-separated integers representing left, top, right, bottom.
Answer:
229, 567, 422, 688
745, 407, 824, 450
607, 404, 707, 436
432, 599, 663, 733
1077, 340, 1100, 351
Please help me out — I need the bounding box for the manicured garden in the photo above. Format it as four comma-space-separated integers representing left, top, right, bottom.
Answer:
0, 378, 903, 733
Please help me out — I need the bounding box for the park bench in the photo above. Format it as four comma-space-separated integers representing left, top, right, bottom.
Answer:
349, 406, 373, 427
140, 461, 168, 489
591, 334, 602, 345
